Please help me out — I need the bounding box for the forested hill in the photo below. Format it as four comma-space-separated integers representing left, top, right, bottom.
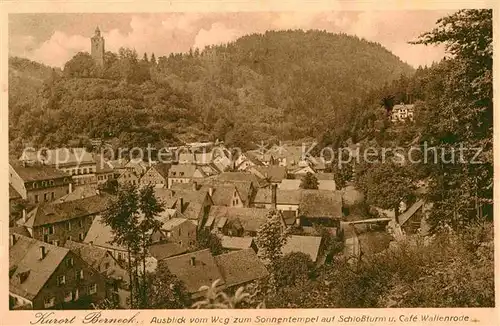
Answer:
9, 30, 414, 153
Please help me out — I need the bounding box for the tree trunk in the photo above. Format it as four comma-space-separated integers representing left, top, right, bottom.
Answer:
142, 238, 147, 309
134, 256, 140, 308
127, 248, 133, 308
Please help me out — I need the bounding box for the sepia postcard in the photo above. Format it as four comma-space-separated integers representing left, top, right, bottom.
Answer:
1, 0, 498, 325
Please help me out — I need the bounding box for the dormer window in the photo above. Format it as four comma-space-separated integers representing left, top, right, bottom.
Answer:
32, 182, 38, 189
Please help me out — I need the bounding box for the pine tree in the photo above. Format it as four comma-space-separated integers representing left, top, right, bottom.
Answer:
101, 183, 141, 308
137, 184, 165, 308
300, 172, 319, 189
143, 52, 149, 62
150, 53, 156, 65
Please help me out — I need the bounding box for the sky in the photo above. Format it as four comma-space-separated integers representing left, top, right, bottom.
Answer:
8, 11, 455, 68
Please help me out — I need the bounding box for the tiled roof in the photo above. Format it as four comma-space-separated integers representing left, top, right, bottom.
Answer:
214, 249, 268, 288
216, 172, 263, 187
200, 179, 253, 204
84, 216, 125, 251
54, 184, 98, 203
207, 184, 239, 207
10, 162, 70, 182
279, 179, 336, 191
162, 217, 190, 231
168, 164, 205, 178
171, 181, 242, 207
282, 235, 322, 262
19, 148, 95, 166
254, 188, 302, 205
22, 194, 112, 227
318, 180, 336, 191
148, 242, 188, 260
154, 188, 209, 221
316, 173, 335, 180
9, 226, 31, 237
162, 249, 225, 294
392, 104, 415, 112
251, 166, 287, 183
9, 184, 21, 200
220, 236, 254, 250
299, 190, 343, 218
9, 234, 69, 300
206, 206, 271, 232
278, 179, 302, 190
63, 240, 108, 271
151, 163, 171, 179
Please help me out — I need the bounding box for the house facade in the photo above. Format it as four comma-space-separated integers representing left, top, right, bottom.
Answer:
151, 217, 197, 248
391, 103, 415, 122
64, 240, 130, 308
117, 170, 139, 186
19, 148, 97, 187
168, 164, 206, 188
17, 194, 111, 247
9, 234, 106, 310
140, 163, 171, 188
9, 162, 72, 205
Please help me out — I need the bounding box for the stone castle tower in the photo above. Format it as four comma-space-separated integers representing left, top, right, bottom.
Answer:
90, 26, 105, 67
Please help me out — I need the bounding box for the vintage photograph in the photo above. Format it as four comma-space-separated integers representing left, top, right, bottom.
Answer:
7, 9, 493, 311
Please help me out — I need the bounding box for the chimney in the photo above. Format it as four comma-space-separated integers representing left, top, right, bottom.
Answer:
192, 181, 198, 191
190, 256, 196, 266
39, 246, 46, 260
179, 197, 184, 212
208, 187, 214, 197
271, 184, 277, 209
10, 234, 16, 247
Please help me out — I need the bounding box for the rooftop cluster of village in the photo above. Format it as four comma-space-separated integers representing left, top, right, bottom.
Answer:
8, 141, 429, 310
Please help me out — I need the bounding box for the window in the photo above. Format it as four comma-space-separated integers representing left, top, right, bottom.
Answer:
76, 270, 84, 280
33, 182, 38, 189
44, 297, 55, 308
78, 233, 84, 241
64, 291, 73, 302
66, 258, 74, 267
117, 252, 123, 261
44, 193, 49, 201
104, 262, 110, 269
178, 229, 181, 237
35, 195, 39, 203
78, 220, 83, 228
57, 275, 66, 286
49, 180, 54, 186
51, 192, 55, 200
67, 221, 71, 231
48, 226, 54, 235
89, 284, 97, 295
42, 181, 47, 187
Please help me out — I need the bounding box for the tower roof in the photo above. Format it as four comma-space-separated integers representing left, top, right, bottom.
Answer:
95, 26, 101, 36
